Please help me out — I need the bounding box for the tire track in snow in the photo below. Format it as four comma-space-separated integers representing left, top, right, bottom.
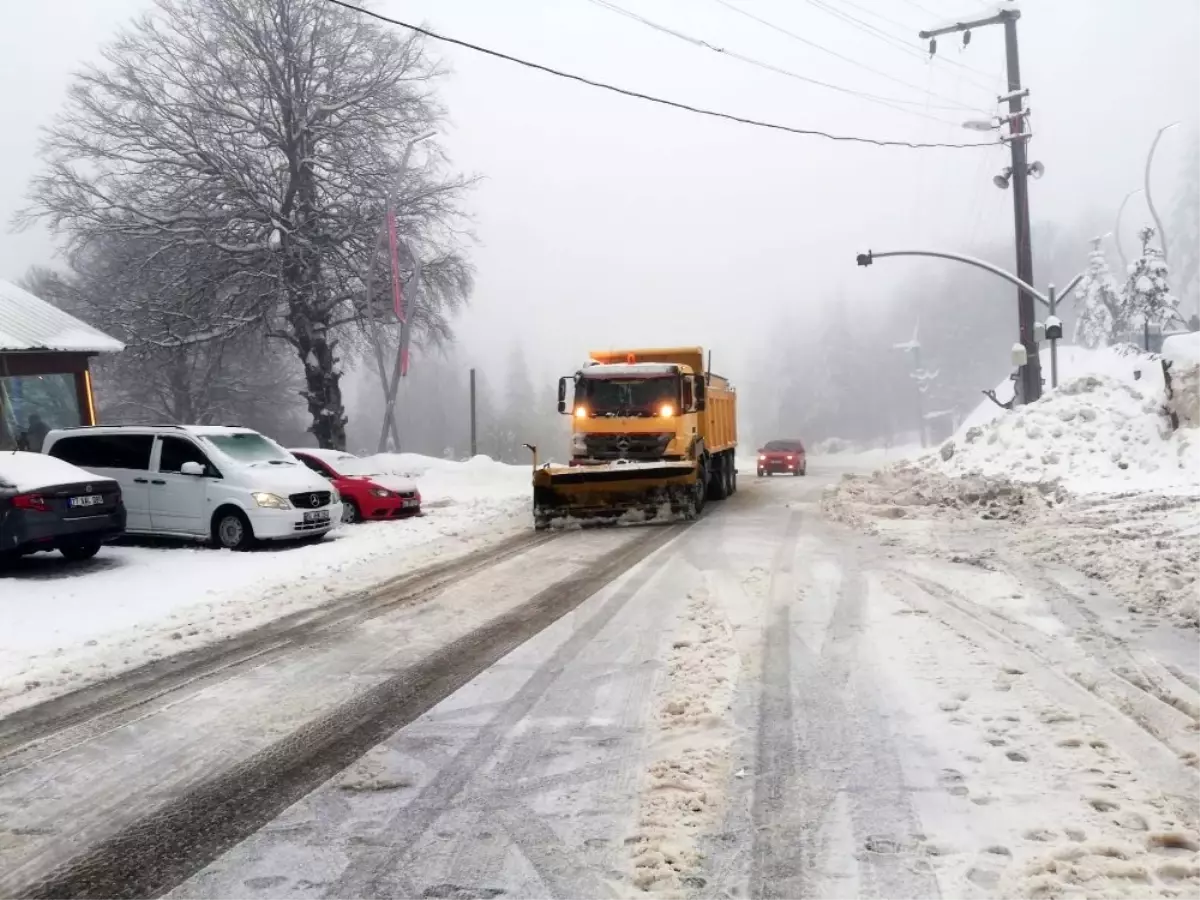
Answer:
749, 511, 803, 899
325, 524, 686, 900
10, 527, 679, 900
750, 521, 938, 899
426, 557, 682, 895
0, 530, 557, 770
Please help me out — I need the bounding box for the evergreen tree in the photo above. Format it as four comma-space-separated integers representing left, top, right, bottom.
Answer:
1122, 226, 1180, 335
1072, 237, 1122, 347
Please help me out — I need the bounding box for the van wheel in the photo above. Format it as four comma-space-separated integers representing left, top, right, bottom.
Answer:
213, 508, 255, 551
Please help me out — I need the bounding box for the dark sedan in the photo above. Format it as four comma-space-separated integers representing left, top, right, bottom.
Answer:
0, 452, 126, 563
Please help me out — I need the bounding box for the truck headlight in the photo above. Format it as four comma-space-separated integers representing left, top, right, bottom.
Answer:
571, 433, 587, 453
252, 492, 291, 509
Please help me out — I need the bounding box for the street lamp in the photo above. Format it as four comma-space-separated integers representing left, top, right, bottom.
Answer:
1113, 188, 1143, 269
856, 249, 1085, 401
1146, 122, 1180, 264
963, 117, 1000, 132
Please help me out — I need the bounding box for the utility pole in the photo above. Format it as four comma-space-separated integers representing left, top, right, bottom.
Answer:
921, 7, 1041, 403
469, 368, 478, 457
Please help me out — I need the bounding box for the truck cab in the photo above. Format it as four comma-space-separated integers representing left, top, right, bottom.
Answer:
558, 359, 708, 464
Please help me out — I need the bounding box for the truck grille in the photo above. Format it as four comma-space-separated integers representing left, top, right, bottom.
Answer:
289, 490, 332, 509
584, 433, 672, 460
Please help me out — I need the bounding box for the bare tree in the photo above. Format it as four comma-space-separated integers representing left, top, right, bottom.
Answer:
24, 239, 306, 439
21, 0, 473, 448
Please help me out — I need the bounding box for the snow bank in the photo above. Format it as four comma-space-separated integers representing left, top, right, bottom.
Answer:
1162, 331, 1200, 367
938, 374, 1196, 494
360, 453, 529, 511
961, 344, 1161, 432
935, 344, 1199, 495
0, 453, 531, 716
0, 452, 111, 492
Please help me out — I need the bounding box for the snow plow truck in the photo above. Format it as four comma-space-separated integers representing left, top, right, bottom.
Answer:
531, 347, 737, 529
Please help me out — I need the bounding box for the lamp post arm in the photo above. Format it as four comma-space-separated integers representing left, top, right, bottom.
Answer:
861, 249, 1051, 308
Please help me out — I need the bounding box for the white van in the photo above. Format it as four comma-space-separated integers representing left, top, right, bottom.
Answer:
42, 425, 341, 550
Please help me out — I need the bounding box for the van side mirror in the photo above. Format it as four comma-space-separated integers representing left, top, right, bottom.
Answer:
180, 461, 206, 477
694, 376, 707, 412
557, 377, 569, 414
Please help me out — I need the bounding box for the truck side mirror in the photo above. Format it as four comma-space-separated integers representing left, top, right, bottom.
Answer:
681, 377, 694, 411
694, 376, 707, 411
557, 377, 568, 414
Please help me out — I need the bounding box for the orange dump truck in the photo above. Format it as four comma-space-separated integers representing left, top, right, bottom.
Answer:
531, 346, 737, 528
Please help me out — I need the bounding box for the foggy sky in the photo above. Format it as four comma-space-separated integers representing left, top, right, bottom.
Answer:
2, 0, 1197, 393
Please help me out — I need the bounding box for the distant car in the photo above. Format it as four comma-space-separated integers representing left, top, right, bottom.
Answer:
290, 449, 421, 524
0, 451, 126, 563
757, 439, 806, 477
43, 425, 341, 551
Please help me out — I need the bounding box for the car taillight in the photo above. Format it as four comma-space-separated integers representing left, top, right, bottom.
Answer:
13, 493, 48, 511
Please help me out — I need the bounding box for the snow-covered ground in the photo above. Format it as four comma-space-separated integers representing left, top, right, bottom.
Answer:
3, 458, 1196, 900
0, 454, 531, 716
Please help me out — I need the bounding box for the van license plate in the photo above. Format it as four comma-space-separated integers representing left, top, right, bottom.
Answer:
69, 495, 103, 508
303, 510, 330, 524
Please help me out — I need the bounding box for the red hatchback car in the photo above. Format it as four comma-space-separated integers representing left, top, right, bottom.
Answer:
290, 449, 421, 524
757, 439, 807, 477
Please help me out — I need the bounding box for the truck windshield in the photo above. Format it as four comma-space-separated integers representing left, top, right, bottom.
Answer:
576, 376, 679, 417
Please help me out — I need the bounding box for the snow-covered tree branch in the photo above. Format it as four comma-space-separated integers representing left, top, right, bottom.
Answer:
21, 0, 474, 448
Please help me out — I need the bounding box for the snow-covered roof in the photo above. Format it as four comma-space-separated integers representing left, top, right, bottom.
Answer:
0, 450, 114, 492
0, 280, 124, 354
579, 363, 679, 377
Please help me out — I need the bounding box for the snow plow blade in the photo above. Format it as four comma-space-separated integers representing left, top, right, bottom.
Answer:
532, 462, 700, 529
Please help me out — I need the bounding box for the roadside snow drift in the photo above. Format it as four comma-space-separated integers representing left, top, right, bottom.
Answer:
0, 454, 531, 716
936, 345, 1199, 494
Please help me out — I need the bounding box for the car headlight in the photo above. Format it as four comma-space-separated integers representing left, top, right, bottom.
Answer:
252, 492, 291, 509
370, 488, 394, 498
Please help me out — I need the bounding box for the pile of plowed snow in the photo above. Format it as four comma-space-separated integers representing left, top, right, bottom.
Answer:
933, 344, 1199, 495
937, 374, 1196, 493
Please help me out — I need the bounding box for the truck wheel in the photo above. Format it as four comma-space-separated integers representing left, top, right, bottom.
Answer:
725, 455, 736, 495
707, 456, 728, 501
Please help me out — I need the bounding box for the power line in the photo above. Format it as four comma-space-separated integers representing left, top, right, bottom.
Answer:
323, 0, 993, 149
582, 0, 962, 126
802, 0, 995, 88
710, 0, 989, 113
899, 0, 943, 20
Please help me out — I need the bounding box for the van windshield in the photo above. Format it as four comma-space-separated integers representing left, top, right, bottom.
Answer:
202, 433, 295, 464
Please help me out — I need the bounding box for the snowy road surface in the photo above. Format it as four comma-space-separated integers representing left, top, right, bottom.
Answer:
1, 465, 1197, 899
0, 454, 531, 717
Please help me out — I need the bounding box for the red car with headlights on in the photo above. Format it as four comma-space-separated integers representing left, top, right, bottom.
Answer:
290, 449, 421, 524
757, 439, 806, 477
